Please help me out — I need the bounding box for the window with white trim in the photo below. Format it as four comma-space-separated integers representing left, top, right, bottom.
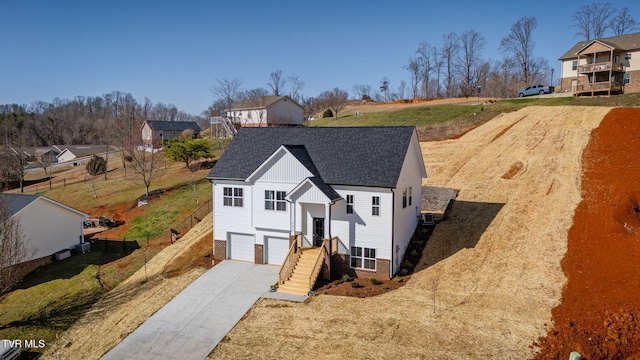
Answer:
572, 60, 577, 71
265, 190, 286, 211
372, 196, 380, 216
625, 53, 632, 60
346, 194, 354, 214
624, 73, 631, 84
223, 187, 243, 207
350, 246, 376, 270
402, 188, 407, 208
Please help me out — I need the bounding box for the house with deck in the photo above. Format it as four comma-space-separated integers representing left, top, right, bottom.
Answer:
559, 32, 640, 96
227, 96, 304, 127
207, 126, 426, 295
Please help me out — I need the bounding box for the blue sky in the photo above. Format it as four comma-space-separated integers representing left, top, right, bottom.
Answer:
2, 0, 639, 115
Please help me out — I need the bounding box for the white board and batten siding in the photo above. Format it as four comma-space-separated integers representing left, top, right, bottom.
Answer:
251, 147, 312, 231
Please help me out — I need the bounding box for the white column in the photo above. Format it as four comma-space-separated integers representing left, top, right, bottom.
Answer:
324, 202, 330, 239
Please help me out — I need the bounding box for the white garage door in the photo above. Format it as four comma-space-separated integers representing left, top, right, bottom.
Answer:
265, 236, 290, 265
228, 233, 255, 262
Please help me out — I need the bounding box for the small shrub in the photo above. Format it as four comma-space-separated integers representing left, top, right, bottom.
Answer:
392, 276, 404, 282
341, 274, 350, 282
351, 281, 361, 288
370, 278, 381, 285
397, 268, 409, 276
410, 249, 419, 258
322, 108, 333, 118
201, 251, 210, 258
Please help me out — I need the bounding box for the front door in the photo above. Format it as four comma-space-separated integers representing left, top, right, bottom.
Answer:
313, 218, 324, 247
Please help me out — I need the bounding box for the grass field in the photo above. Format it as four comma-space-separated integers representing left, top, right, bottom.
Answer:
0, 151, 217, 357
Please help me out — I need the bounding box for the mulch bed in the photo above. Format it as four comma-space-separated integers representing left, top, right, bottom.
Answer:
315, 275, 410, 298
534, 108, 640, 359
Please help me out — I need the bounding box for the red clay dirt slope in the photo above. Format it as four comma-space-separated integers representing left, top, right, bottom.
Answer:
535, 108, 640, 359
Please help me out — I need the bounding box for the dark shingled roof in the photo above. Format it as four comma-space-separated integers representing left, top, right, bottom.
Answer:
559, 32, 640, 60
145, 120, 201, 132
1, 193, 39, 216
307, 177, 342, 201
208, 126, 416, 188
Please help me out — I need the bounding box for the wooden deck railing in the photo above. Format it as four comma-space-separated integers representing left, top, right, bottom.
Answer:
308, 242, 326, 291
578, 61, 623, 73
278, 233, 301, 284
575, 81, 624, 93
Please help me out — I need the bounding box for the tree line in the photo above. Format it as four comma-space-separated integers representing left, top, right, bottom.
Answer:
0, 91, 205, 149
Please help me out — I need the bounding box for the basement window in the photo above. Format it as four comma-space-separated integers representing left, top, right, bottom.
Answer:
350, 246, 376, 270
624, 73, 631, 84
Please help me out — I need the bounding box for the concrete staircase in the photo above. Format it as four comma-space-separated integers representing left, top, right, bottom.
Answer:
277, 247, 321, 296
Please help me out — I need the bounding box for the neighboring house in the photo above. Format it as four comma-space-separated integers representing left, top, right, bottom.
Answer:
55, 145, 111, 163
559, 32, 640, 96
3, 193, 88, 264
207, 126, 427, 286
141, 120, 201, 147
10, 146, 61, 163
227, 96, 304, 127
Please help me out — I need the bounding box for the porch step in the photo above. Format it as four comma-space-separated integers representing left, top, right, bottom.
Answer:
278, 248, 322, 296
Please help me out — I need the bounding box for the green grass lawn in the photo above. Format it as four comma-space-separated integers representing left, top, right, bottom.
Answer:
0, 156, 214, 356
309, 94, 638, 130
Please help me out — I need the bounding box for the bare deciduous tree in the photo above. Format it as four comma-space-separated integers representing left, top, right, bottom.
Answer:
441, 32, 460, 98
287, 75, 305, 103
319, 88, 349, 119
0, 194, 33, 294
128, 146, 166, 198
500, 16, 538, 86
267, 70, 286, 96
351, 84, 372, 100
611, 7, 639, 36
397, 80, 407, 100
458, 29, 487, 97
405, 55, 422, 99
416, 42, 437, 98
211, 77, 243, 113
572, 2, 615, 40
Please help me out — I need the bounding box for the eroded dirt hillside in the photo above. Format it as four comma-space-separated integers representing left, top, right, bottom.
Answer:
535, 108, 640, 359
208, 106, 610, 359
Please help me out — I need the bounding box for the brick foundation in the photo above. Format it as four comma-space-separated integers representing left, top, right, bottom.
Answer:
254, 244, 264, 264
214, 240, 227, 261
330, 255, 390, 280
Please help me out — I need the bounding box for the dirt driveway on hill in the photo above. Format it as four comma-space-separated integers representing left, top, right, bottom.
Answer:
208, 106, 611, 359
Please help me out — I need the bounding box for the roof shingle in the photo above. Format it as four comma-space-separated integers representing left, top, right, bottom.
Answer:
208, 126, 417, 188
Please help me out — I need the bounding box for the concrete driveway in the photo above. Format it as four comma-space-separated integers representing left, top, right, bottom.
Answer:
101, 261, 280, 360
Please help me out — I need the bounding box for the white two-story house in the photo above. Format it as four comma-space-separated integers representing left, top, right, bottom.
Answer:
207, 126, 426, 286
